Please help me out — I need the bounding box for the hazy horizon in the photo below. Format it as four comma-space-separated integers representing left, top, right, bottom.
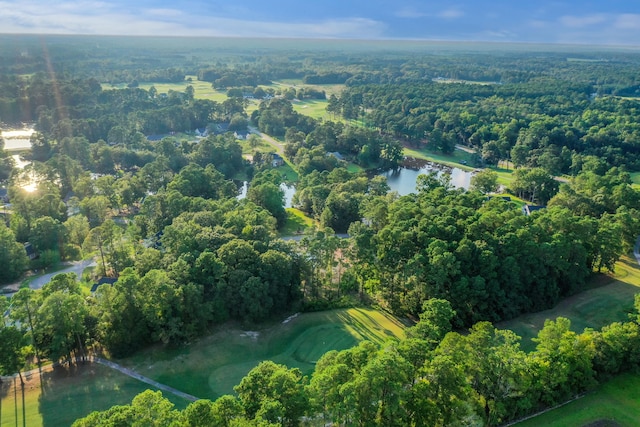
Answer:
0, 0, 639, 47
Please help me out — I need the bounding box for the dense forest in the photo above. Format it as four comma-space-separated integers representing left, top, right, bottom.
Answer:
1, 35, 640, 426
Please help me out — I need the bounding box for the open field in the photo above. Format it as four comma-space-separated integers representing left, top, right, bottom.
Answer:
279, 208, 317, 236
0, 363, 189, 427
498, 254, 640, 352
631, 172, 640, 190
291, 99, 329, 120
515, 372, 640, 427
119, 308, 406, 400
106, 75, 229, 103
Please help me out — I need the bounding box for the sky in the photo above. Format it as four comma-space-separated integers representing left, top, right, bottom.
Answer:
0, 0, 639, 46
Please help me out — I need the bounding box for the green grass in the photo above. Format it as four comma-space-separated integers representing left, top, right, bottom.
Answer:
279, 208, 317, 236
236, 138, 273, 156
516, 372, 640, 427
275, 163, 299, 182
0, 363, 190, 427
291, 99, 329, 120
346, 163, 364, 173
120, 75, 229, 103
498, 255, 640, 352
631, 172, 640, 190
119, 308, 406, 400
403, 146, 475, 171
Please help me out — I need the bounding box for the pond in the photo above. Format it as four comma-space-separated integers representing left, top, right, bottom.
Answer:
2, 127, 34, 151
377, 159, 475, 195
237, 161, 474, 208
236, 181, 296, 208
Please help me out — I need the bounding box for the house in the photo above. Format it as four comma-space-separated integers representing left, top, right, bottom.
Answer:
271, 153, 284, 167
91, 277, 118, 293
234, 130, 249, 140
195, 128, 208, 137
522, 204, 545, 216
24, 243, 38, 260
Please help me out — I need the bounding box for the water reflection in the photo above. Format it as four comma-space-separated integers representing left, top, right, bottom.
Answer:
379, 162, 474, 195
236, 181, 296, 208
2, 128, 34, 151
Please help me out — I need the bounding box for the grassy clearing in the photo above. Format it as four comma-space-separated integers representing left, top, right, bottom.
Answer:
516, 372, 640, 427
291, 99, 329, 120
346, 163, 364, 173
279, 208, 317, 236
275, 163, 299, 182
0, 364, 189, 427
631, 172, 640, 189
120, 308, 406, 400
403, 146, 475, 171
236, 137, 273, 156
498, 255, 640, 352
136, 76, 229, 103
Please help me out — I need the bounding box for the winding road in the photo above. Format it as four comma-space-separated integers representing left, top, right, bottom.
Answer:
2, 259, 96, 298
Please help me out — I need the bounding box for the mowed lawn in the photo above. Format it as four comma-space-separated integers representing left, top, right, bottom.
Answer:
119, 308, 406, 400
498, 254, 640, 352
516, 372, 640, 427
133, 75, 228, 102
0, 363, 189, 427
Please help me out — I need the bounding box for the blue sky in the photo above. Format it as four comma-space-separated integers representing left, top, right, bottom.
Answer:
1, 0, 639, 45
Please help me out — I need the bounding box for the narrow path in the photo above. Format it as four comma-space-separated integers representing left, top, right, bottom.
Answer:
1, 357, 200, 403
90, 357, 200, 402
634, 236, 640, 267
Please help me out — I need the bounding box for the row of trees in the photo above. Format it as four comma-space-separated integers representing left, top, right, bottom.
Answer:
70, 297, 640, 426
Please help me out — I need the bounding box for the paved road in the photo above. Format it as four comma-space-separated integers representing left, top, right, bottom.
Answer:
28, 259, 96, 290
2, 259, 96, 298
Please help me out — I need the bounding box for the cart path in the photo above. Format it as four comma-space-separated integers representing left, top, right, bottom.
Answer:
1, 357, 200, 403
634, 236, 640, 267
91, 357, 200, 402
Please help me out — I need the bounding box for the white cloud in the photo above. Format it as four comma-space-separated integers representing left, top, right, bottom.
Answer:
438, 7, 464, 19
0, 1, 386, 39
614, 13, 640, 30
395, 7, 427, 19
559, 14, 607, 28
